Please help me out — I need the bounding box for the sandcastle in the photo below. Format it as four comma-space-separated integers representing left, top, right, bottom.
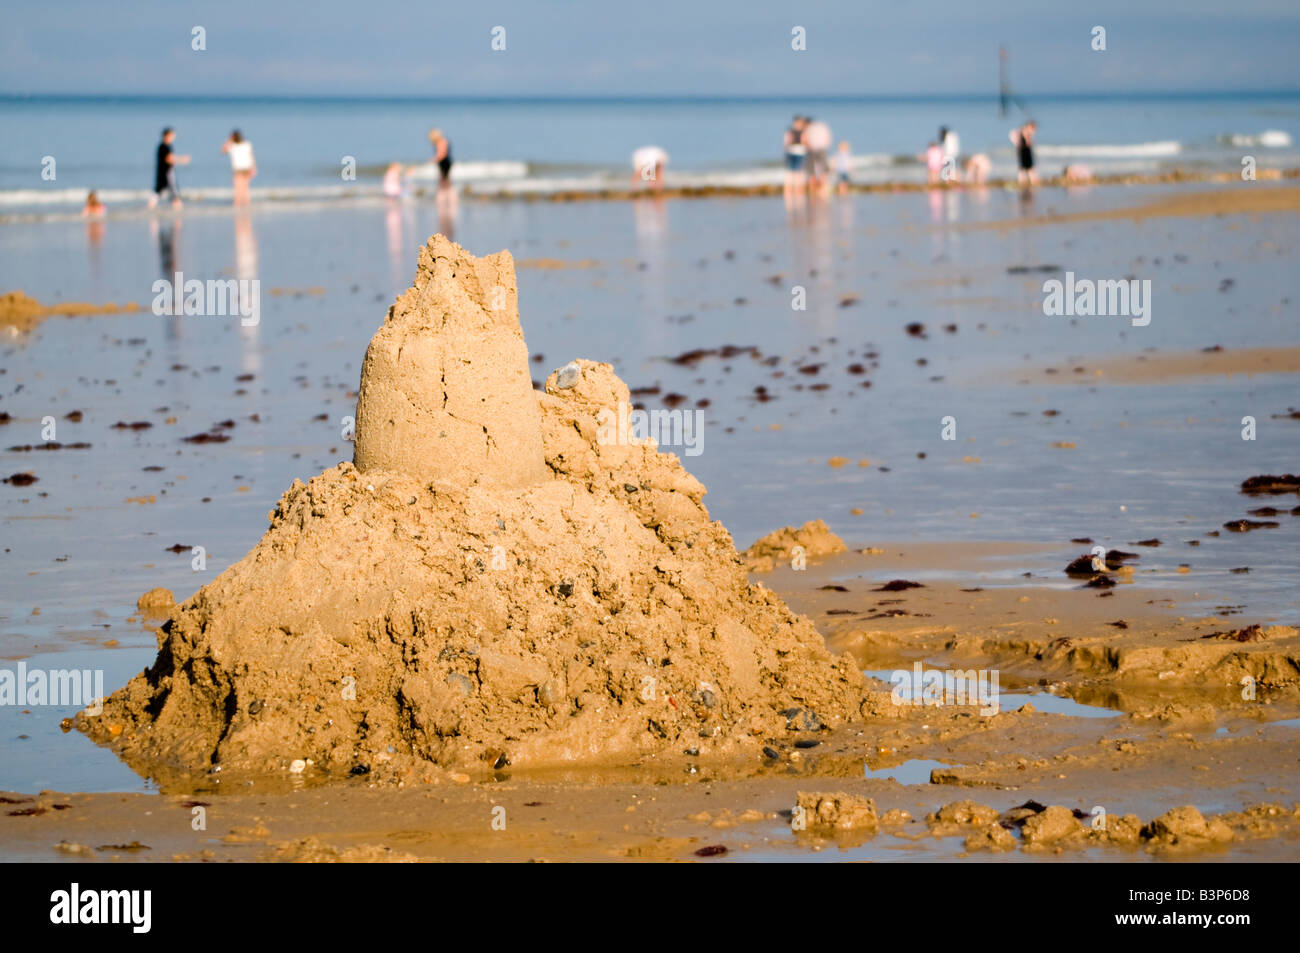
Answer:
84, 235, 866, 786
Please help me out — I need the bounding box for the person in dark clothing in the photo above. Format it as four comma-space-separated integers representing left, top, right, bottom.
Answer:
150, 128, 191, 209
1010, 120, 1038, 187
429, 129, 453, 183
783, 115, 808, 201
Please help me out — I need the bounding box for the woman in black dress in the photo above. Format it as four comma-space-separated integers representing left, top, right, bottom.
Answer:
429, 129, 453, 183
1010, 120, 1038, 187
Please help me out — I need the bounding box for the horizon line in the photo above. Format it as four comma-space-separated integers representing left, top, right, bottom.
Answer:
3, 88, 1300, 104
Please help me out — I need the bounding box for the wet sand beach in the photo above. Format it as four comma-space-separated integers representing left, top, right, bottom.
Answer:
2, 177, 1298, 861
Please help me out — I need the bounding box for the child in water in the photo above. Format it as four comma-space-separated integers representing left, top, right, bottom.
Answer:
834, 141, 852, 195
81, 190, 105, 217
924, 142, 945, 185
383, 162, 406, 198
1062, 163, 1093, 184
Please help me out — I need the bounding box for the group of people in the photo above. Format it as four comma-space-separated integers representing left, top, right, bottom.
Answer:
630, 115, 1077, 198
922, 126, 963, 183
781, 114, 1046, 196
383, 128, 455, 199
148, 127, 257, 210
917, 124, 1001, 186
78, 116, 1088, 219
782, 115, 853, 199
85, 124, 455, 216
82, 126, 257, 216
923, 119, 1089, 189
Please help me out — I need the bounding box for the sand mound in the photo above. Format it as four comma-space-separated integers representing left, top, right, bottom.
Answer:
1, 290, 141, 334
84, 236, 865, 785
0, 291, 46, 333
742, 519, 846, 573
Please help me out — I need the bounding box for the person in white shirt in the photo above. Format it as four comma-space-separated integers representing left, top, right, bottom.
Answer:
939, 126, 960, 182
632, 146, 669, 190
803, 119, 833, 195
222, 130, 257, 207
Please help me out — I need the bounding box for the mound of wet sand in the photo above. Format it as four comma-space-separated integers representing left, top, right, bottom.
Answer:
0, 291, 44, 332
0, 290, 141, 333
84, 236, 865, 785
743, 520, 846, 573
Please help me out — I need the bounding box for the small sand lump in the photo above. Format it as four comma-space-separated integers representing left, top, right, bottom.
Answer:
742, 519, 847, 573
795, 792, 879, 831
135, 587, 176, 614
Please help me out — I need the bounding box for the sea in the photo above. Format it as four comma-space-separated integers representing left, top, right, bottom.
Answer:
2, 92, 1298, 214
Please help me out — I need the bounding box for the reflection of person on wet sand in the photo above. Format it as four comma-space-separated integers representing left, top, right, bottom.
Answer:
782, 115, 807, 202
234, 209, 259, 345
234, 210, 258, 283
631, 146, 668, 190
152, 217, 178, 275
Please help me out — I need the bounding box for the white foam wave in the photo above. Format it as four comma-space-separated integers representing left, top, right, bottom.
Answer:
405, 159, 530, 181
1036, 141, 1181, 158
1222, 130, 1293, 148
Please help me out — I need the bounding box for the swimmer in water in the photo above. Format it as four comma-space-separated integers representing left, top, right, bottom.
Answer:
82, 189, 106, 217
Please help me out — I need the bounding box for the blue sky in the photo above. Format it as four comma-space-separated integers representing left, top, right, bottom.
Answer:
4, 0, 1299, 97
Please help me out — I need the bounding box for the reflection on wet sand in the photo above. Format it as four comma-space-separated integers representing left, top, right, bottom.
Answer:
435, 185, 457, 242
234, 210, 260, 372
632, 197, 669, 348
150, 216, 181, 341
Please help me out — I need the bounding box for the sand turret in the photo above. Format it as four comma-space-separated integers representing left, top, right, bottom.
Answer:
352, 235, 548, 488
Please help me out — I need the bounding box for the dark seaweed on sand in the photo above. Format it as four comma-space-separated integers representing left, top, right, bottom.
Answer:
668, 345, 759, 367
1240, 474, 1300, 495
1065, 549, 1139, 575
1223, 519, 1279, 532
873, 579, 924, 592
